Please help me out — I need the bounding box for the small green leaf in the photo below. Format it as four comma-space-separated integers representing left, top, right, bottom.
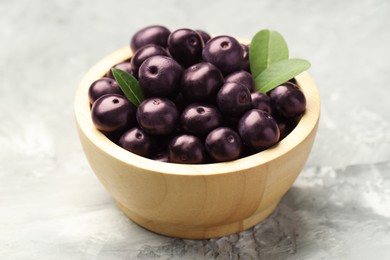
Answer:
112, 68, 144, 106
255, 59, 311, 93
249, 29, 289, 78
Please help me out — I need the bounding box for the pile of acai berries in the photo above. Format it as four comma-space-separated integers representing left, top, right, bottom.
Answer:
89, 25, 306, 164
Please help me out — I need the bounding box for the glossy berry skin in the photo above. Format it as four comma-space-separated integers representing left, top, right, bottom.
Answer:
168, 134, 205, 164
180, 103, 222, 137
119, 127, 153, 157
130, 44, 168, 76
251, 92, 272, 114
106, 62, 133, 79
168, 28, 204, 67
91, 94, 136, 133
225, 70, 255, 92
88, 77, 123, 104
205, 127, 242, 162
238, 109, 280, 151
202, 35, 244, 75
138, 55, 182, 98
241, 44, 250, 72
130, 25, 170, 52
137, 97, 179, 135
181, 62, 224, 102
196, 30, 211, 43
269, 84, 306, 118
217, 82, 252, 117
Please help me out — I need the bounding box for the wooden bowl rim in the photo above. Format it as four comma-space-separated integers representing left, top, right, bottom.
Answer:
74, 45, 320, 176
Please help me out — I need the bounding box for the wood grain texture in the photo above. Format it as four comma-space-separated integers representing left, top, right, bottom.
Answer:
74, 44, 320, 239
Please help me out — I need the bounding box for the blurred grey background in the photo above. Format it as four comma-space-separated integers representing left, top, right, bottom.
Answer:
1, 0, 389, 259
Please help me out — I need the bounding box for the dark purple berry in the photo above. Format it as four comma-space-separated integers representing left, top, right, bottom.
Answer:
168, 28, 204, 67
91, 94, 136, 132
202, 36, 243, 75
130, 44, 168, 76
238, 109, 280, 151
225, 70, 255, 92
196, 30, 211, 43
205, 127, 242, 162
251, 92, 272, 114
130, 25, 170, 52
88, 77, 123, 104
137, 97, 179, 135
180, 104, 222, 137
217, 82, 251, 117
269, 83, 306, 118
119, 127, 153, 157
106, 62, 133, 79
181, 62, 224, 102
241, 44, 250, 72
138, 55, 182, 98
168, 134, 205, 164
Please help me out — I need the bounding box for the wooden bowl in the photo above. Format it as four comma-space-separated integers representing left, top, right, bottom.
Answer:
74, 46, 320, 239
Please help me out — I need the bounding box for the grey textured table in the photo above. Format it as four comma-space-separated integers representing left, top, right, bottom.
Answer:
1, 0, 390, 259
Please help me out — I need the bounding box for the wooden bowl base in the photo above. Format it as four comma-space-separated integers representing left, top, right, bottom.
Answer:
116, 200, 279, 239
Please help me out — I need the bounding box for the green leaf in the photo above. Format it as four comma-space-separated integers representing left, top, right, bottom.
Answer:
112, 68, 144, 106
255, 59, 311, 93
249, 29, 289, 78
